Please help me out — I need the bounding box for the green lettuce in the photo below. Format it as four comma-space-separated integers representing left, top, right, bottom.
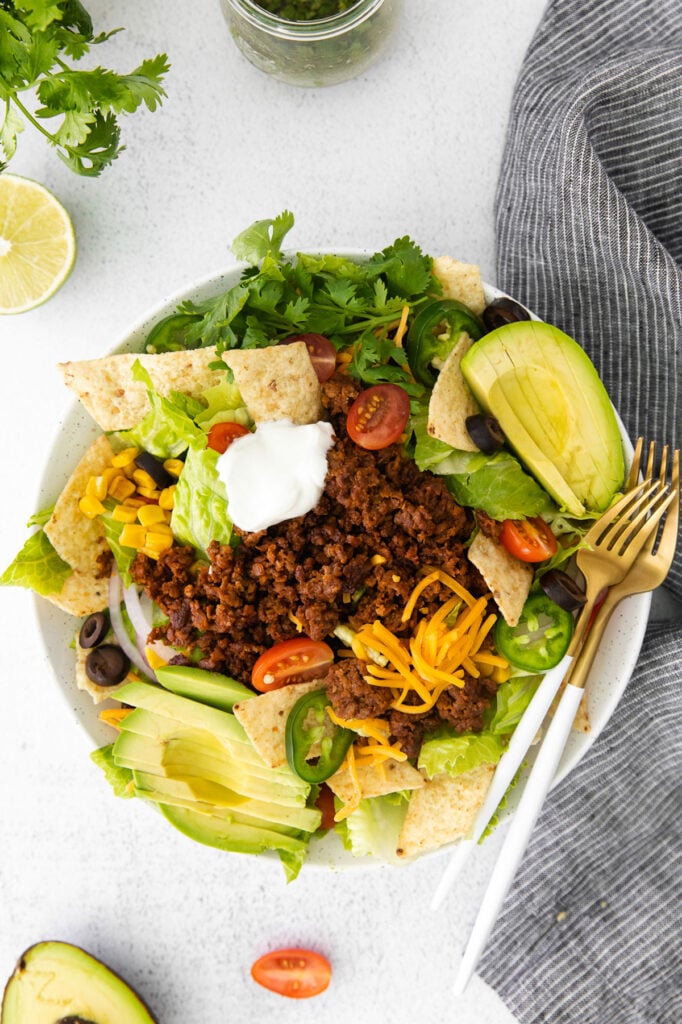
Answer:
0, 517, 72, 597
90, 745, 134, 798
116, 360, 203, 459
338, 792, 409, 862
418, 729, 507, 780
413, 417, 554, 520
484, 674, 542, 734
171, 442, 232, 553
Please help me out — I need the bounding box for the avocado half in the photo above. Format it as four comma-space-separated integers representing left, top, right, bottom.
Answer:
460, 320, 625, 515
1, 941, 158, 1024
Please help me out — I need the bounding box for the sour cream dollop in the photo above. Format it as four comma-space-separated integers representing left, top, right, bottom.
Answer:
217, 418, 335, 533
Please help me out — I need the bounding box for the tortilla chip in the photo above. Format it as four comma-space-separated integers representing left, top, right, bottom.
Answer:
233, 679, 326, 768
396, 763, 495, 859
45, 570, 109, 618
327, 758, 425, 807
58, 347, 223, 431
432, 255, 487, 316
223, 342, 320, 424
427, 334, 481, 451
44, 434, 113, 578
468, 532, 533, 627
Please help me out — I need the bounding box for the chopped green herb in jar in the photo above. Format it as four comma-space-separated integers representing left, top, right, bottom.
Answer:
254, 0, 360, 19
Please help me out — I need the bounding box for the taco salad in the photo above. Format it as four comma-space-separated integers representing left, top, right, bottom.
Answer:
2, 213, 625, 880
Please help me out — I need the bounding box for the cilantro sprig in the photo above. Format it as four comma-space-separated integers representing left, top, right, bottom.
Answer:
154, 212, 440, 363
0, 1, 169, 175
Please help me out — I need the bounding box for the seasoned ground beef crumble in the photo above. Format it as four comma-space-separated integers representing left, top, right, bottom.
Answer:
131, 373, 498, 757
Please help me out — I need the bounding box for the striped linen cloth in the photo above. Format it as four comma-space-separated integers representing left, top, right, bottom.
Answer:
477, 1, 681, 1021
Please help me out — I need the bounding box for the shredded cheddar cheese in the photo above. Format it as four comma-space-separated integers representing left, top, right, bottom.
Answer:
353, 569, 509, 714
393, 304, 410, 348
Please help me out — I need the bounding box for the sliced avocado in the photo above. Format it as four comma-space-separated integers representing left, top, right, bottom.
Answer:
1, 941, 157, 1024
159, 803, 310, 857
155, 664, 254, 711
114, 727, 307, 805
460, 321, 625, 514
116, 712, 303, 790
133, 771, 321, 831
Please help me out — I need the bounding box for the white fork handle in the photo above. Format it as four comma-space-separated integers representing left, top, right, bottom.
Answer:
430, 653, 573, 911
453, 682, 584, 996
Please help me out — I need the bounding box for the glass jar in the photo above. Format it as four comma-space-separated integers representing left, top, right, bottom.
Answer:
219, 0, 403, 87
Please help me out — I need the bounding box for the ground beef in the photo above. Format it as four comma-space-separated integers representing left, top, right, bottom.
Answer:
132, 372, 497, 755
325, 658, 394, 720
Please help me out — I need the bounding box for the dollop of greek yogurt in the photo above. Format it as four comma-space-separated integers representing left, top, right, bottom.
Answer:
217, 418, 335, 532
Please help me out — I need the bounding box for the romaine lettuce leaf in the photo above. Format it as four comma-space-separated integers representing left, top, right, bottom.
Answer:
116, 360, 203, 459
338, 792, 409, 862
171, 442, 232, 553
418, 729, 507, 780
484, 674, 542, 734
413, 416, 554, 520
0, 526, 72, 596
90, 744, 134, 798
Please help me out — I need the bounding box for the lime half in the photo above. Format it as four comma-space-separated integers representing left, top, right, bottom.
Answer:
0, 173, 76, 314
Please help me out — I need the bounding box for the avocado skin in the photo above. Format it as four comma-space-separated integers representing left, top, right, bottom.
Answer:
155, 664, 254, 712
460, 320, 624, 514
1, 941, 158, 1024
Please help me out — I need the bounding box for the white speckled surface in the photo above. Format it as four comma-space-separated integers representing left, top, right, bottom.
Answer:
1, 1, 656, 1020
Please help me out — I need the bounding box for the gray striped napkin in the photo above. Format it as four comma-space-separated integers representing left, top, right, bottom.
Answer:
477, 1, 681, 1021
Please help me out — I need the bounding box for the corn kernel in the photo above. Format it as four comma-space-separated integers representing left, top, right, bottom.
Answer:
158, 485, 176, 510
109, 475, 137, 501
137, 504, 168, 527
111, 447, 139, 468
144, 531, 174, 554
112, 505, 139, 523
139, 547, 160, 560
491, 664, 511, 684
137, 486, 161, 500
132, 468, 157, 490
85, 475, 109, 500
121, 496, 145, 508
79, 495, 105, 519
119, 523, 147, 548
163, 458, 184, 479
370, 554, 387, 566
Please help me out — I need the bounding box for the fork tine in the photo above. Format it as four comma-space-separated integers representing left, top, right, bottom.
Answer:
589, 479, 661, 546
625, 436, 644, 491
614, 488, 676, 556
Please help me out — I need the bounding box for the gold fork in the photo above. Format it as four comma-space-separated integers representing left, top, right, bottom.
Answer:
452, 440, 679, 991
564, 440, 680, 690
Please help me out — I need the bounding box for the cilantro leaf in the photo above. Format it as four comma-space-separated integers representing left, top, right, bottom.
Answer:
0, 2, 169, 175
231, 211, 295, 264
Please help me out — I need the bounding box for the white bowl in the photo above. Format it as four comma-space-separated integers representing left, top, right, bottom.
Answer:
33, 257, 650, 871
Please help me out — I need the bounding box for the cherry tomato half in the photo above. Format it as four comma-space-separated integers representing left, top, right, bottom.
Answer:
346, 383, 410, 451
315, 783, 337, 831
500, 516, 558, 562
251, 637, 334, 692
279, 333, 337, 382
206, 421, 250, 454
251, 947, 331, 999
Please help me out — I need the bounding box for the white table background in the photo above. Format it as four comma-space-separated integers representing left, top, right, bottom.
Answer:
0, 2, 567, 1021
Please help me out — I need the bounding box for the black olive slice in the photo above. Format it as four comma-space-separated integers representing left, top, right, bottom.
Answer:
85, 644, 131, 686
539, 569, 587, 612
465, 414, 506, 453
134, 450, 174, 489
482, 297, 532, 332
78, 611, 109, 649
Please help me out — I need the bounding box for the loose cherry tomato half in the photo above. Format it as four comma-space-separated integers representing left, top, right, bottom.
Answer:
500, 516, 558, 562
279, 333, 337, 382
346, 383, 410, 451
251, 637, 334, 692
206, 421, 250, 454
315, 783, 337, 831
251, 947, 331, 999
